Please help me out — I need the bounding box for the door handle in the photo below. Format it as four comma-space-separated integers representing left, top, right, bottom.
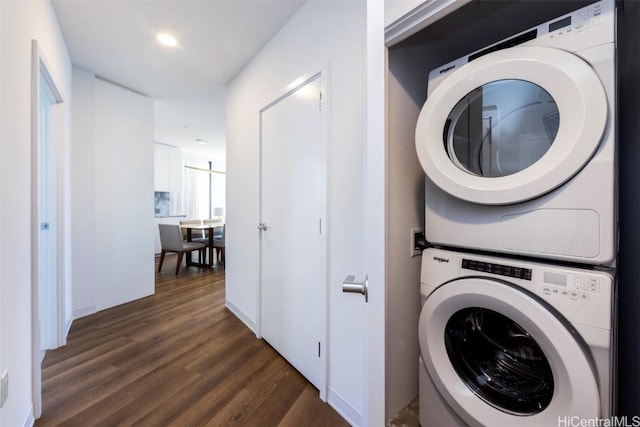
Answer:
257, 223, 268, 231
342, 275, 368, 302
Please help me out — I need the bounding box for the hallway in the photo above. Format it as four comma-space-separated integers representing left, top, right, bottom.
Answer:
36, 257, 347, 426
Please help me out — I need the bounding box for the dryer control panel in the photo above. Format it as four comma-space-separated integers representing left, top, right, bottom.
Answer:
426, 0, 615, 96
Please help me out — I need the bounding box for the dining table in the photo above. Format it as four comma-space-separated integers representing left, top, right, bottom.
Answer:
180, 221, 224, 267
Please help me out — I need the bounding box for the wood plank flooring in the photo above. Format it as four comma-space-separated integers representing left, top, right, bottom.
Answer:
36, 255, 349, 427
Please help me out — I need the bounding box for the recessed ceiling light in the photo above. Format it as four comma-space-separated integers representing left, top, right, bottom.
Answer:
196, 139, 208, 145
157, 33, 177, 47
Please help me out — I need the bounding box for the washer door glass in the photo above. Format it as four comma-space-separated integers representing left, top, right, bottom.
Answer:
446, 80, 559, 178
445, 307, 554, 415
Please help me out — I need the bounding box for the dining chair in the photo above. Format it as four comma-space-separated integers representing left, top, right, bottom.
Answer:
204, 218, 224, 240
158, 224, 207, 275
179, 219, 209, 263
213, 225, 225, 265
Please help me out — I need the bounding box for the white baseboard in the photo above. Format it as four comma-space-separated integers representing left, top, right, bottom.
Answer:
328, 387, 363, 427
23, 404, 35, 427
224, 298, 257, 334
73, 304, 96, 319
65, 317, 73, 338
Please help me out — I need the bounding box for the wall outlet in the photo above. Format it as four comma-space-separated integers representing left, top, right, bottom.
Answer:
411, 227, 426, 257
1, 370, 8, 408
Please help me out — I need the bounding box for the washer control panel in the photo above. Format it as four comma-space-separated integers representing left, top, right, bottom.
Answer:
424, 248, 614, 329
541, 271, 601, 301
462, 258, 532, 281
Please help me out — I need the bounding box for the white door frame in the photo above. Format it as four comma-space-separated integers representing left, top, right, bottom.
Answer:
257, 71, 329, 401
30, 40, 65, 418
366, 0, 386, 424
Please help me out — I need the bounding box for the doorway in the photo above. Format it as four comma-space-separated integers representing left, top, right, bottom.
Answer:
259, 73, 327, 397
31, 40, 65, 418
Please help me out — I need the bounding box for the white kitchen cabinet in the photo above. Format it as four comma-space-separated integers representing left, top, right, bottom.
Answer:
168, 146, 182, 193
154, 144, 169, 191
154, 143, 182, 192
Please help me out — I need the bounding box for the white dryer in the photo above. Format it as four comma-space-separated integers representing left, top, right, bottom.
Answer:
415, 0, 616, 265
418, 248, 615, 426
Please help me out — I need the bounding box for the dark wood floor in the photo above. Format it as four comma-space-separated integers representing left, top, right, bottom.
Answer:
36, 255, 349, 426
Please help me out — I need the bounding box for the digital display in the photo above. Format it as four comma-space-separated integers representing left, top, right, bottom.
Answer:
549, 16, 572, 32
462, 259, 532, 281
544, 272, 567, 287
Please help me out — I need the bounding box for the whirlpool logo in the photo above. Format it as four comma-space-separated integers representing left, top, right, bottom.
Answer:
439, 65, 456, 74
433, 256, 450, 263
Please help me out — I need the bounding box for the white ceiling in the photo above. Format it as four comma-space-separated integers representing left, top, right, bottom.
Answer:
51, 0, 307, 161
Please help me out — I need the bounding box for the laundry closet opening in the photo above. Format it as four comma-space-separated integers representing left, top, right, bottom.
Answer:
383, 0, 600, 420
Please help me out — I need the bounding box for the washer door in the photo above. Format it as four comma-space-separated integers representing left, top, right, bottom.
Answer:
419, 278, 600, 426
415, 46, 607, 205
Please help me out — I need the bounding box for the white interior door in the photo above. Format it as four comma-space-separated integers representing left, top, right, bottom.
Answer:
260, 75, 326, 393
38, 83, 58, 353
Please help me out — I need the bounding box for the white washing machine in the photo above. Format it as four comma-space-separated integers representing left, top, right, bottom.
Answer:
418, 248, 615, 426
415, 0, 616, 265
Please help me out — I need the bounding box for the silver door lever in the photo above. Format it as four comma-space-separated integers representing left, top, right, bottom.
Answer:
342, 275, 368, 302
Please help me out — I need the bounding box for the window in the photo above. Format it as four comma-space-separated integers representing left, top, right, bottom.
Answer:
184, 157, 225, 220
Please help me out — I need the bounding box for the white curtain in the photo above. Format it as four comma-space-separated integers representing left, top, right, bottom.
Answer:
184, 157, 226, 220
211, 172, 226, 219
184, 157, 210, 220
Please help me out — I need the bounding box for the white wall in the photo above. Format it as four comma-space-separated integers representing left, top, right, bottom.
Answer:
225, 0, 367, 424
385, 0, 426, 25
0, 1, 72, 425
70, 66, 96, 318
385, 44, 433, 416
94, 78, 154, 310
0, 1, 4, 422
0, 0, 4, 422
71, 73, 155, 316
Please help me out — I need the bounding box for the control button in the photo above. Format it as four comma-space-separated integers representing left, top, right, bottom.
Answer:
581, 293, 590, 300
561, 290, 569, 296
543, 286, 552, 293
570, 291, 579, 299
552, 288, 559, 294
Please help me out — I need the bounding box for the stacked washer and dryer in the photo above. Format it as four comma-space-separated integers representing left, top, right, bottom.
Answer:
414, 1, 617, 425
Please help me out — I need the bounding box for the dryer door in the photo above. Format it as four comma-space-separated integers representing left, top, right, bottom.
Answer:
415, 46, 607, 205
419, 277, 600, 426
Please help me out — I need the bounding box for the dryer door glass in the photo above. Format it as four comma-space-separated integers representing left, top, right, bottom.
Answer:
445, 80, 559, 178
415, 46, 608, 204
445, 307, 554, 415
